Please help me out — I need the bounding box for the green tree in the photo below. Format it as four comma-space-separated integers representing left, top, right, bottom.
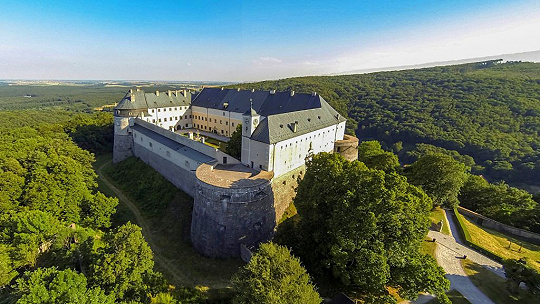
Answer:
405, 153, 468, 208
286, 153, 449, 302
0, 244, 17, 287
503, 258, 540, 295
232, 242, 321, 304
14, 267, 115, 304
357, 140, 400, 172
91, 222, 155, 301
226, 124, 242, 159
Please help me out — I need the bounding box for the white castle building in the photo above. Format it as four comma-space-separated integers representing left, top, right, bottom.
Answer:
113, 87, 358, 258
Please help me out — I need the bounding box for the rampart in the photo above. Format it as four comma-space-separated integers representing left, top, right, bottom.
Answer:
457, 206, 540, 245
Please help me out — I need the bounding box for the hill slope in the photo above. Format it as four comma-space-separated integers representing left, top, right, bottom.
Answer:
228, 61, 540, 185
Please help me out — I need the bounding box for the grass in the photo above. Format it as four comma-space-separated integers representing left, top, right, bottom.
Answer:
426, 289, 472, 304
420, 237, 437, 258
430, 207, 451, 235
462, 259, 540, 304
94, 155, 243, 291
459, 215, 540, 272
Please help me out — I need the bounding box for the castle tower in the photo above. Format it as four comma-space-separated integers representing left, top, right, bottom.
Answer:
334, 134, 359, 161
241, 100, 260, 167
113, 89, 147, 163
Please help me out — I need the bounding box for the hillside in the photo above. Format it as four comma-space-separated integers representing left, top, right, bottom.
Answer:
228, 61, 540, 185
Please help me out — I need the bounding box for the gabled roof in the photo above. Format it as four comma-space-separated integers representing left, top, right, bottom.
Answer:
191, 88, 321, 116
116, 89, 192, 110
250, 97, 346, 144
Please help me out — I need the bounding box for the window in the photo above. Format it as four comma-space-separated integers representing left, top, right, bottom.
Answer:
164, 118, 167, 122
134, 133, 137, 138
175, 107, 177, 110
221, 130, 224, 134
140, 137, 143, 142
220, 120, 222, 124
164, 108, 167, 112
149, 142, 152, 148
225, 121, 228, 125
166, 151, 171, 157
205, 117, 207, 121
232, 123, 235, 127
151, 109, 155, 113
223, 157, 228, 164
215, 119, 217, 123
158, 109, 161, 112
223, 112, 226, 116
158, 119, 162, 122
152, 119, 156, 123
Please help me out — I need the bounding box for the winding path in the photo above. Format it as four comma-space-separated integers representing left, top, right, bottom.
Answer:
426, 210, 501, 304
96, 160, 193, 286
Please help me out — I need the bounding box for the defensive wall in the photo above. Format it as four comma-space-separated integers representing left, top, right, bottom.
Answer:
457, 206, 540, 245
114, 118, 359, 258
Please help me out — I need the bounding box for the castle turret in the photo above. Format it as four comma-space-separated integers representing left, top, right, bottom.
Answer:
241, 100, 260, 167
113, 89, 148, 163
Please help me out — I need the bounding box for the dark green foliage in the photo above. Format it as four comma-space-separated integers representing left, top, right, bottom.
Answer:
459, 175, 540, 233
229, 61, 540, 184
357, 140, 400, 172
14, 267, 115, 304
503, 258, 540, 295
0, 127, 117, 227
226, 124, 242, 159
64, 112, 114, 155
232, 242, 321, 304
404, 153, 469, 208
91, 223, 157, 301
284, 152, 449, 302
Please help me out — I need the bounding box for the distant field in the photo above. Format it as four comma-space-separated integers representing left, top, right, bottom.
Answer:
0, 82, 222, 111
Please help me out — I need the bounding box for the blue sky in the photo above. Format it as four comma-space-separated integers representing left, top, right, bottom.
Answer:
0, 0, 539, 81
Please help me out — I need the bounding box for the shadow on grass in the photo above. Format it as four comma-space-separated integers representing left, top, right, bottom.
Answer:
462, 259, 540, 304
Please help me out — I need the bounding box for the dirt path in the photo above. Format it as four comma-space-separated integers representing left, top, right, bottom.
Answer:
97, 160, 193, 286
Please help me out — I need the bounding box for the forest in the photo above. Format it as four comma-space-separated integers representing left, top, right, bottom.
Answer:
228, 61, 540, 185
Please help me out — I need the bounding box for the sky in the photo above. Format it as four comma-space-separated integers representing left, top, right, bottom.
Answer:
0, 0, 539, 82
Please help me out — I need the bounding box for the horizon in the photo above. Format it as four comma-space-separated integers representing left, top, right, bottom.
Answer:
1, 0, 539, 82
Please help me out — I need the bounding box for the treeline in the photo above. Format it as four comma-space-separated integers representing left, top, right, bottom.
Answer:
228, 61, 540, 185
0, 115, 197, 303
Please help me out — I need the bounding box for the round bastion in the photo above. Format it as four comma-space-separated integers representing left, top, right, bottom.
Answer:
334, 134, 359, 161
191, 163, 275, 258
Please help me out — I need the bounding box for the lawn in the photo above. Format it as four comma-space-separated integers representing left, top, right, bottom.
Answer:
430, 207, 451, 235
460, 215, 540, 272
462, 259, 540, 304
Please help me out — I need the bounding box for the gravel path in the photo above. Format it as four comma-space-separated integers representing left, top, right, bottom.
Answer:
426, 209, 502, 304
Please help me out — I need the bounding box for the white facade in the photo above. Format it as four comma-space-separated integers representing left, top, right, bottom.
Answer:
142, 106, 191, 131
245, 120, 347, 176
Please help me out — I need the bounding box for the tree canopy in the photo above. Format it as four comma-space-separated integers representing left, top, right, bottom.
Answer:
226, 124, 242, 159
232, 242, 321, 304
280, 152, 449, 303
357, 140, 400, 173
404, 153, 469, 208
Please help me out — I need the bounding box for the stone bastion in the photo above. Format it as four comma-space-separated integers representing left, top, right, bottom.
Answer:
191, 163, 275, 258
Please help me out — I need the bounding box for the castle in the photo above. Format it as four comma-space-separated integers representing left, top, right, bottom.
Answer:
113, 87, 358, 258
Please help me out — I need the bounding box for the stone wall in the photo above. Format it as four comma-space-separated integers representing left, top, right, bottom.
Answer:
334, 134, 359, 161
133, 142, 197, 197
271, 165, 305, 221
191, 178, 275, 258
113, 133, 134, 163
457, 206, 540, 245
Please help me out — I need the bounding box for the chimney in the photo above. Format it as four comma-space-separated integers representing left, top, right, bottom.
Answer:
312, 92, 317, 96
237, 88, 241, 91
270, 89, 276, 94
130, 89, 133, 94
221, 87, 224, 90
136, 87, 141, 92
168, 90, 172, 96
251, 89, 255, 93
292, 121, 298, 133
290, 91, 295, 97
183, 90, 188, 97
156, 91, 160, 96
